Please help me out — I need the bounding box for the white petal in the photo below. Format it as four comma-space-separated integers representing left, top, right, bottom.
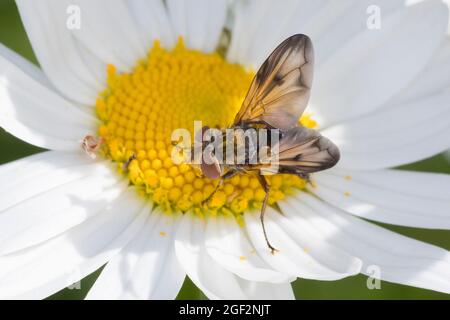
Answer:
0, 151, 91, 199
175, 212, 293, 299
312, 0, 448, 127
311, 0, 404, 66
245, 207, 362, 280
388, 38, 450, 105
86, 208, 185, 300
175, 212, 246, 299
0, 43, 52, 90
65, 0, 147, 72
16, 0, 106, 105
128, 0, 176, 49
236, 279, 295, 300
167, 0, 228, 52
227, 0, 404, 67
227, 0, 326, 66
0, 50, 96, 151
75, 42, 107, 85
0, 151, 127, 255
205, 213, 294, 284
322, 90, 450, 169
0, 188, 147, 299
310, 169, 450, 229
291, 193, 450, 294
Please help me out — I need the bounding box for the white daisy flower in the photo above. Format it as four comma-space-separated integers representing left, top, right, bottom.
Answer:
1, 0, 450, 300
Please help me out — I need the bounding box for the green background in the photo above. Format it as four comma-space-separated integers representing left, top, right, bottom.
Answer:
1, 0, 449, 300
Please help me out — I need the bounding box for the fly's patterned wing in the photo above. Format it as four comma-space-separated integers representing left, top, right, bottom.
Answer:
233, 34, 314, 130
259, 126, 340, 175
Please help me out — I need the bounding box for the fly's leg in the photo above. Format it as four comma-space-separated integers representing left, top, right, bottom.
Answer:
202, 169, 239, 205
257, 174, 278, 255
297, 172, 311, 184
202, 178, 224, 206
123, 153, 136, 171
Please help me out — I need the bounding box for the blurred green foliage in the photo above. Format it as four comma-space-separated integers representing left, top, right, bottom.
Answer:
0, 0, 449, 300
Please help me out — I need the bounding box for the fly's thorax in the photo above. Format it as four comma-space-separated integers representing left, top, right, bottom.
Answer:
194, 126, 282, 168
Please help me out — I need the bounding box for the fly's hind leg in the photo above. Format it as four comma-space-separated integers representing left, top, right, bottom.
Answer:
297, 172, 311, 184
257, 174, 278, 255
202, 169, 239, 206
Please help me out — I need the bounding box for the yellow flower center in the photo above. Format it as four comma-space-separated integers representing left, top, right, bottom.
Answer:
95, 39, 316, 216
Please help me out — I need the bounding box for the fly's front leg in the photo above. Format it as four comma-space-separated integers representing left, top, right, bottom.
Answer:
123, 153, 136, 171
202, 169, 239, 205
298, 172, 311, 185
257, 174, 278, 255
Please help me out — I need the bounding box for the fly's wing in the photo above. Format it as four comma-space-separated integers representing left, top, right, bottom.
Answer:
259, 126, 340, 175
233, 34, 314, 130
